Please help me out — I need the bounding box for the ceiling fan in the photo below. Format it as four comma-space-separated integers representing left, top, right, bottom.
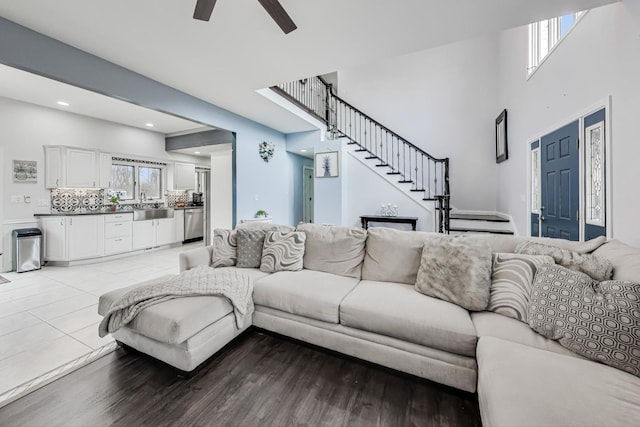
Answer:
193, 0, 297, 34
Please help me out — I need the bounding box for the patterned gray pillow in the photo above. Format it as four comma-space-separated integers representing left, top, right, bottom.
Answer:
260, 231, 306, 273
516, 241, 613, 281
415, 235, 492, 311
236, 229, 267, 268
211, 229, 236, 268
529, 263, 640, 377
488, 253, 555, 322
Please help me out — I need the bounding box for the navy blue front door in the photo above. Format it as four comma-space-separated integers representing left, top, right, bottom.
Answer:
540, 121, 579, 241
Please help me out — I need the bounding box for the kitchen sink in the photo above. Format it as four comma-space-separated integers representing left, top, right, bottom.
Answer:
133, 208, 175, 221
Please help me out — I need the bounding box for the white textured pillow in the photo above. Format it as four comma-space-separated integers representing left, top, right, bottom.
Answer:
260, 231, 306, 273
488, 253, 555, 322
415, 235, 492, 311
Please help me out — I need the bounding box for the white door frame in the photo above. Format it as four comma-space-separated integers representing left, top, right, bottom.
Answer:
303, 166, 314, 223
526, 96, 612, 240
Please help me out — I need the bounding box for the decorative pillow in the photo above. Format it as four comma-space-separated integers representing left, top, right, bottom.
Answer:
488, 253, 555, 322
516, 241, 613, 281
236, 229, 268, 268
529, 263, 640, 377
260, 231, 306, 273
211, 229, 236, 268
362, 227, 434, 284
414, 235, 492, 311
296, 223, 366, 278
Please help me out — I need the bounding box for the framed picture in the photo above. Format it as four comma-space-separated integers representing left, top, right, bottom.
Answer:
495, 109, 508, 163
13, 160, 38, 183
315, 151, 339, 178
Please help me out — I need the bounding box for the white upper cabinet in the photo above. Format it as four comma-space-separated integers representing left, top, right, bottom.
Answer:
174, 163, 195, 190
44, 146, 112, 189
44, 146, 63, 189
65, 148, 97, 188
98, 152, 113, 189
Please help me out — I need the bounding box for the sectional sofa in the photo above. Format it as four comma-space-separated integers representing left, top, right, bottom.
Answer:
98, 224, 640, 426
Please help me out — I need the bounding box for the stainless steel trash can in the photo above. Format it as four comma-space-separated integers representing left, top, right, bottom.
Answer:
12, 228, 43, 273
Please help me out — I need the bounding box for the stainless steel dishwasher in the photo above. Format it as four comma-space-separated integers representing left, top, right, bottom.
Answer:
184, 207, 204, 241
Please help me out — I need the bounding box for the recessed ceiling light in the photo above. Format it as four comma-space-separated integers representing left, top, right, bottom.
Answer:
194, 151, 201, 154
300, 149, 307, 152
57, 101, 70, 106
145, 123, 154, 127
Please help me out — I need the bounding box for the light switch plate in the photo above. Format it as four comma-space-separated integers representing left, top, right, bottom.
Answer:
11, 195, 22, 204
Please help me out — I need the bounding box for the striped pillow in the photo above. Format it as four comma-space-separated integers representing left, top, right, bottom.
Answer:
211, 229, 236, 268
260, 231, 306, 273
488, 253, 555, 322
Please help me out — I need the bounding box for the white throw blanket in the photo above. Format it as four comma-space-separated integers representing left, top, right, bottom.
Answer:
99, 266, 254, 338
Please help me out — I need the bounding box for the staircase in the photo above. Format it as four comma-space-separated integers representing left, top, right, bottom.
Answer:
272, 76, 451, 232
448, 213, 514, 235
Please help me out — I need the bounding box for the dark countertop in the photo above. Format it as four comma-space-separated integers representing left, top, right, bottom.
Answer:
173, 206, 204, 210
34, 209, 137, 217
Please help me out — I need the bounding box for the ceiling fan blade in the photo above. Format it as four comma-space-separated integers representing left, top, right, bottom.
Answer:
256, 0, 297, 34
193, 0, 217, 21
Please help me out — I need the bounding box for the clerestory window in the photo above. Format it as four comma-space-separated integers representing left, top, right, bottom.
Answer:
528, 11, 586, 78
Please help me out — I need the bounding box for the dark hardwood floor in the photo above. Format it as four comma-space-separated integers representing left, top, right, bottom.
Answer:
0, 329, 482, 427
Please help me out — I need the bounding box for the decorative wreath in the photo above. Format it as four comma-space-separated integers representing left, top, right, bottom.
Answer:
259, 141, 275, 163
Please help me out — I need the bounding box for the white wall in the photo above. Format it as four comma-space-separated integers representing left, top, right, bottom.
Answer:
345, 153, 435, 231
497, 3, 640, 246
210, 147, 233, 230
337, 34, 500, 211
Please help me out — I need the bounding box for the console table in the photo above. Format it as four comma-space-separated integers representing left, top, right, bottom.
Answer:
360, 215, 418, 231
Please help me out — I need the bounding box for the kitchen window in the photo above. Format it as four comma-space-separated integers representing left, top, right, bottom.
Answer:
110, 160, 165, 202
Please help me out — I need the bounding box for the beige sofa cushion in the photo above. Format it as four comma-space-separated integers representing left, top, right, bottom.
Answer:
340, 280, 477, 357
296, 223, 367, 279
99, 277, 233, 345
471, 311, 582, 358
593, 239, 640, 282
477, 336, 640, 427
362, 227, 434, 284
252, 270, 360, 324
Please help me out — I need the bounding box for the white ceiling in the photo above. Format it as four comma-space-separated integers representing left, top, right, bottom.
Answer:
169, 144, 232, 158
0, 64, 206, 134
0, 0, 617, 134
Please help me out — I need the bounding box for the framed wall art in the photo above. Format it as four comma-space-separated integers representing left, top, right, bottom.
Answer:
315, 151, 339, 178
496, 109, 508, 163
13, 160, 37, 183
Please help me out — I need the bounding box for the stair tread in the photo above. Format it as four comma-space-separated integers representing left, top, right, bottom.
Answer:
398, 180, 413, 183
387, 172, 402, 175
449, 213, 509, 222
449, 227, 514, 235
375, 164, 389, 167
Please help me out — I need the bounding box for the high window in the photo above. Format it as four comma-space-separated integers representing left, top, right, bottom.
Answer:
528, 11, 586, 77
109, 159, 165, 202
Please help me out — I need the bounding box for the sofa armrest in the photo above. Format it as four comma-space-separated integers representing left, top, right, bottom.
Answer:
179, 246, 213, 272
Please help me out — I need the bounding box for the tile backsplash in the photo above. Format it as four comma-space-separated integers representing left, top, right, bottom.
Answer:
166, 191, 188, 207
51, 188, 105, 213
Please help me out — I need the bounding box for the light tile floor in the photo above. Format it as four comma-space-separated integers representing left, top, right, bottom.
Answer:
0, 242, 202, 396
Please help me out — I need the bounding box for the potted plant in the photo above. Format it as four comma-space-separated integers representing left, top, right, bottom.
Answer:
109, 194, 121, 211
255, 209, 268, 218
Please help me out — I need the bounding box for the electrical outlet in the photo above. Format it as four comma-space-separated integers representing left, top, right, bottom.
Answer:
11, 195, 22, 204
255, 194, 259, 201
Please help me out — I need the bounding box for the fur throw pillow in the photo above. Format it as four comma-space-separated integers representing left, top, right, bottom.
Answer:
515, 241, 613, 281
415, 235, 492, 311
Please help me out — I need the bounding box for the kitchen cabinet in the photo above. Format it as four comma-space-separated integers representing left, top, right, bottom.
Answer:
44, 146, 63, 189
174, 163, 195, 190
104, 213, 133, 255
40, 215, 104, 261
133, 217, 178, 250
66, 148, 97, 188
68, 216, 104, 260
44, 146, 111, 189
41, 217, 67, 261
175, 210, 185, 242
99, 152, 113, 189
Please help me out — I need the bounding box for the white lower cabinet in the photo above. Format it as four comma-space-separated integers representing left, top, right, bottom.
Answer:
175, 210, 185, 243
132, 217, 178, 250
41, 217, 67, 261
41, 215, 104, 261
104, 213, 133, 255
